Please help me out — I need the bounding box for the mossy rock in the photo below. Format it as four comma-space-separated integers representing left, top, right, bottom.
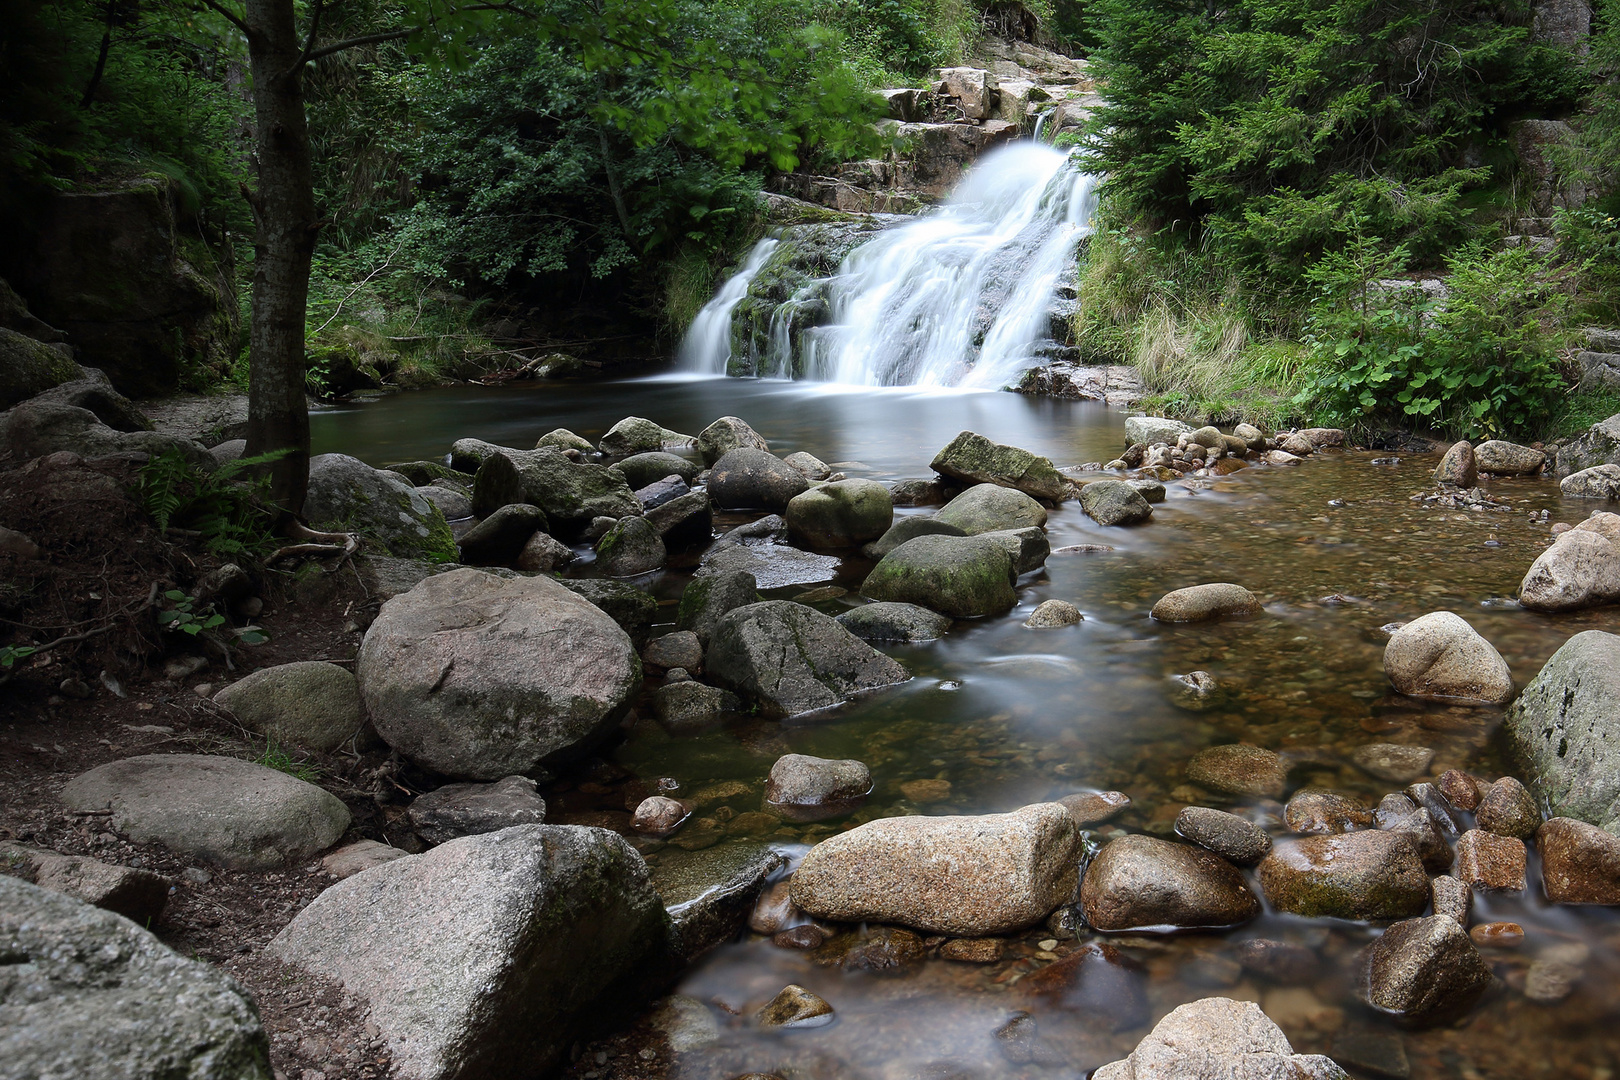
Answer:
304, 454, 457, 561
0, 328, 81, 409
860, 534, 1018, 618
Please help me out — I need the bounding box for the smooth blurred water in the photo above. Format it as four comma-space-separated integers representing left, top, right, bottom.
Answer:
315, 380, 1620, 1080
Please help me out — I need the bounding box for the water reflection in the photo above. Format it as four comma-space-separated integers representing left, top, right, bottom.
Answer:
317, 380, 1620, 1079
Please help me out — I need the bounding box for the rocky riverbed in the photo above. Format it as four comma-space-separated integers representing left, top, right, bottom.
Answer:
9, 373, 1620, 1080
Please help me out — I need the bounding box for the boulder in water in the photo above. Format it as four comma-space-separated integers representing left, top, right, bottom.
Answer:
786, 477, 893, 548
1078, 479, 1153, 526
458, 503, 548, 566
696, 415, 769, 466
1562, 464, 1620, 499
471, 449, 526, 517
1537, 817, 1620, 903
980, 525, 1050, 575
593, 515, 666, 576
861, 533, 1017, 618
763, 754, 873, 821
612, 451, 700, 489
929, 430, 1068, 500
598, 416, 664, 459
358, 569, 641, 779
836, 601, 953, 642
708, 448, 809, 510
645, 490, 713, 548
1383, 611, 1512, 704
1505, 630, 1620, 832
1359, 916, 1492, 1025
861, 515, 967, 559
1150, 583, 1262, 622
933, 483, 1047, 534
1123, 416, 1191, 446
677, 570, 759, 646
536, 427, 594, 454
790, 803, 1082, 934
1475, 440, 1546, 476
1091, 997, 1346, 1080
1258, 831, 1430, 920
706, 600, 909, 716
1518, 528, 1620, 611
1079, 834, 1261, 930
783, 450, 831, 479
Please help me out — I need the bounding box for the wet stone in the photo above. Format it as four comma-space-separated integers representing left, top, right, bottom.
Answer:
1437, 769, 1484, 811
631, 796, 690, 837
939, 938, 1004, 963
1405, 782, 1462, 835
1536, 818, 1620, 904
1168, 670, 1223, 712
1259, 831, 1430, 920
1455, 829, 1526, 891
840, 926, 928, 972
1182, 949, 1244, 988
1360, 916, 1492, 1026
1375, 793, 1419, 829
1386, 808, 1455, 873
748, 879, 800, 935
756, 984, 834, 1028
1174, 806, 1273, 866
1079, 833, 1261, 931
1150, 583, 1263, 623
1383, 611, 1513, 705
993, 1012, 1063, 1067
1524, 960, 1581, 1003
1351, 744, 1435, 784
1186, 744, 1289, 799
1330, 1027, 1411, 1080
1470, 922, 1525, 948
1285, 789, 1374, 834
1431, 876, 1471, 926
406, 776, 547, 847
1475, 776, 1541, 840
1058, 790, 1130, 826
763, 754, 872, 822
643, 631, 703, 672
1024, 599, 1082, 627
772, 925, 826, 950
1020, 941, 1149, 1032
1237, 938, 1318, 984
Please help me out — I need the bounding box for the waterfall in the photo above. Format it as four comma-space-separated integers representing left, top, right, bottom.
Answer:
679, 237, 779, 375
679, 143, 1099, 388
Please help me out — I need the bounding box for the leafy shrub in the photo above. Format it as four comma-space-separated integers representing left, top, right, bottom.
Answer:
140, 449, 291, 560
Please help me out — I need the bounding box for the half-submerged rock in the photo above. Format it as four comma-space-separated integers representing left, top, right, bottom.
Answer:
1505, 629, 1620, 832
269, 825, 668, 1080
1359, 916, 1492, 1025
1092, 997, 1348, 1080
1383, 611, 1512, 704
860, 533, 1018, 617
1080, 834, 1261, 930
790, 803, 1082, 935
1150, 583, 1262, 623
929, 430, 1068, 501
1518, 516, 1620, 611
1259, 831, 1430, 920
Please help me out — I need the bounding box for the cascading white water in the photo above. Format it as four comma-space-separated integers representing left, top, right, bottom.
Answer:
679, 237, 779, 375
680, 142, 1099, 388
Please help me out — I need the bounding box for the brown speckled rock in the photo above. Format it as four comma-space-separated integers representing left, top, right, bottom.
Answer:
1383, 611, 1512, 704
1537, 818, 1620, 904
1091, 997, 1346, 1080
1186, 744, 1289, 799
1058, 790, 1131, 826
1359, 916, 1491, 1025
1431, 875, 1471, 926
1080, 834, 1261, 931
1174, 807, 1272, 865
1259, 831, 1429, 920
1455, 830, 1526, 891
1475, 777, 1541, 840
790, 803, 1081, 935
1150, 583, 1263, 623
1284, 789, 1374, 834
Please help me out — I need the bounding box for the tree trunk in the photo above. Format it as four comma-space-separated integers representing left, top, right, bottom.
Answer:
243, 0, 316, 520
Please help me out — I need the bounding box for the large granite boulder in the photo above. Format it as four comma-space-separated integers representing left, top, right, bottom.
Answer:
1562, 464, 1620, 499
1505, 630, 1620, 833
790, 803, 1082, 935
213, 661, 365, 754
60, 754, 350, 870
676, 570, 758, 646
268, 825, 668, 1080
1556, 414, 1620, 477
1092, 997, 1347, 1080
1383, 611, 1513, 704
1078, 479, 1154, 526
860, 533, 1018, 618
708, 448, 809, 510
1258, 831, 1430, 920
650, 842, 785, 960
598, 416, 665, 458
358, 569, 642, 779
1475, 440, 1546, 476
785, 478, 893, 548
706, 600, 908, 716
612, 451, 700, 489
933, 483, 1048, 534
305, 453, 456, 560
696, 415, 769, 466
836, 601, 953, 642
27, 365, 153, 433
0, 326, 80, 409
929, 430, 1068, 500
1079, 834, 1261, 931
1518, 528, 1620, 611
1, 877, 272, 1079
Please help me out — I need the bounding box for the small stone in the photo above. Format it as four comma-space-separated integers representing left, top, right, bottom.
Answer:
748, 879, 801, 935
1174, 806, 1273, 865
1375, 793, 1419, 829
1058, 790, 1130, 826
1524, 960, 1581, 1003
1024, 599, 1082, 628
900, 778, 952, 803
1387, 808, 1455, 873
407, 776, 547, 846
643, 632, 703, 672
1437, 770, 1484, 811
839, 926, 928, 971
763, 754, 872, 822
321, 840, 408, 880
1330, 1027, 1411, 1080
1404, 782, 1463, 835
755, 984, 834, 1028
1434, 441, 1478, 487
1186, 744, 1289, 799
1430, 876, 1470, 926
1351, 744, 1435, 784
1455, 830, 1526, 891
1475, 776, 1540, 839
939, 938, 1004, 963
1284, 789, 1374, 834
1237, 939, 1318, 984
1168, 670, 1223, 712
1469, 922, 1525, 948
1360, 916, 1492, 1024
631, 796, 690, 836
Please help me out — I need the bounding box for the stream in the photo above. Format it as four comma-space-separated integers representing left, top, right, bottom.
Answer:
315, 378, 1620, 1080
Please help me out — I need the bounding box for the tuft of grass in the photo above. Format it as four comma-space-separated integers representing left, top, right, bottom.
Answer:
252, 740, 321, 782
1543, 385, 1620, 440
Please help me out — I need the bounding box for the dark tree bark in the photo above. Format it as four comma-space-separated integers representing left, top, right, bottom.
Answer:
242, 0, 317, 520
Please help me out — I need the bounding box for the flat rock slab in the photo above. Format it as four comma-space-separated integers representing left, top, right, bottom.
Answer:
0, 843, 170, 923
269, 825, 667, 1080
790, 803, 1081, 935
2, 876, 271, 1080
929, 430, 1068, 500
650, 841, 787, 960
61, 754, 350, 870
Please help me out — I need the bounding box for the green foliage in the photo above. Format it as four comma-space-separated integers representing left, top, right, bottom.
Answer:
157, 589, 225, 636
140, 449, 292, 560
1552, 0, 1620, 201
1085, 0, 1584, 293
252, 740, 319, 781
1297, 238, 1567, 437
0, 644, 38, 668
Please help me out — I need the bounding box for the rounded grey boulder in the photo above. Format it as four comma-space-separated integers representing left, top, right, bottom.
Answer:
861, 515, 967, 559
1174, 806, 1272, 865
933, 483, 1047, 534
696, 415, 769, 466
1080, 833, 1261, 930
1383, 611, 1512, 704
836, 601, 953, 642
706, 600, 909, 716
612, 451, 700, 489
1505, 630, 1620, 832
213, 661, 364, 754
458, 503, 548, 567
708, 448, 809, 510
1475, 440, 1546, 476
593, 516, 666, 577
1518, 529, 1620, 612
860, 533, 1018, 618
786, 478, 893, 548
763, 754, 873, 821
305, 453, 454, 560
358, 568, 642, 779
1078, 480, 1153, 526
60, 754, 350, 870
598, 415, 664, 458
1151, 583, 1262, 622
1, 877, 272, 1080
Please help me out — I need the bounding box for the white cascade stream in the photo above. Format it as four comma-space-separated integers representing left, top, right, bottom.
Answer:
680, 142, 1099, 388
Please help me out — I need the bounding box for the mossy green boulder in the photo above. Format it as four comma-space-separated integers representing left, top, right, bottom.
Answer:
930, 430, 1068, 501
304, 454, 457, 561
1257, 831, 1430, 920
786, 478, 894, 549
933, 483, 1048, 535
0, 327, 81, 409
860, 534, 1018, 618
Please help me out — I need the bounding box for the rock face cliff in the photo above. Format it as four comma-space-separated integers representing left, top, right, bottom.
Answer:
7, 176, 237, 396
